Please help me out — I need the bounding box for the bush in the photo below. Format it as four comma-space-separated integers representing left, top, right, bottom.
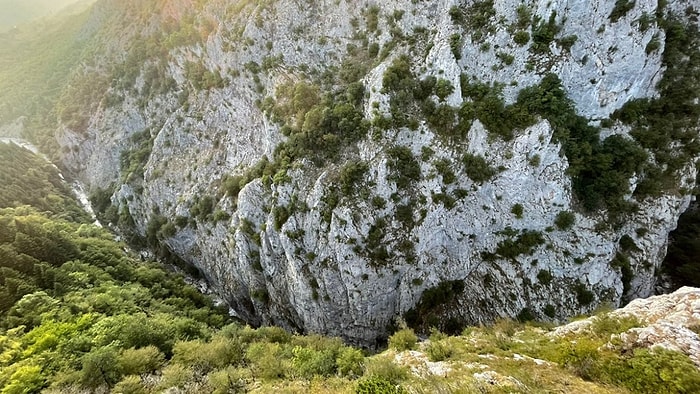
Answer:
544, 304, 556, 318
1, 365, 45, 394
531, 12, 561, 53
112, 375, 146, 394
337, 347, 365, 377
609, 0, 636, 23
356, 376, 408, 394
554, 211, 575, 230
172, 336, 243, 373
462, 153, 497, 183
388, 328, 418, 351
426, 330, 453, 361
574, 282, 594, 305
119, 346, 164, 376
605, 348, 700, 393
291, 345, 337, 378
207, 367, 247, 394
517, 307, 536, 322
246, 342, 286, 380
511, 203, 524, 218
80, 346, 123, 388
387, 146, 421, 189
158, 364, 194, 390
364, 357, 409, 384
514, 30, 530, 45
537, 269, 553, 285
496, 229, 545, 259
434, 79, 455, 101
449, 34, 462, 60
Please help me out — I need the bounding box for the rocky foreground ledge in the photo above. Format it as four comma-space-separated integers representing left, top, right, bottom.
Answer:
552, 286, 700, 367
384, 287, 700, 392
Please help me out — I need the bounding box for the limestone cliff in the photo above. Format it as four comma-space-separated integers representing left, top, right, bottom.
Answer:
28, 0, 700, 344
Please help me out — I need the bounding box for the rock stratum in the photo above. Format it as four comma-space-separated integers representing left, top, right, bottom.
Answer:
2, 0, 699, 345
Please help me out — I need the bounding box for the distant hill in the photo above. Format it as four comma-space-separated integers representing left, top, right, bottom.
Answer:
0, 0, 95, 31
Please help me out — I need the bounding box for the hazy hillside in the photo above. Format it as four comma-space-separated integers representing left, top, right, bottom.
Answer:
0, 0, 96, 31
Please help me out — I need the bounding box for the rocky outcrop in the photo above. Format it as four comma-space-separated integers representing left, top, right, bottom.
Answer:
553, 286, 700, 367
42, 0, 700, 345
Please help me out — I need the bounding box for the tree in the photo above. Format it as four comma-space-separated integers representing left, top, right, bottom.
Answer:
81, 346, 123, 389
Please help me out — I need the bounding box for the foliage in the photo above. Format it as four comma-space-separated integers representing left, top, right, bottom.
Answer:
495, 229, 545, 259
462, 153, 497, 184
388, 328, 417, 351
514, 30, 530, 45
511, 203, 524, 218
574, 282, 595, 305
609, 0, 636, 23
0, 143, 89, 222
531, 12, 561, 53
663, 201, 700, 288
356, 376, 407, 394
612, 18, 700, 203
120, 129, 154, 184
404, 280, 465, 334
554, 211, 575, 230
386, 146, 421, 190
0, 158, 231, 392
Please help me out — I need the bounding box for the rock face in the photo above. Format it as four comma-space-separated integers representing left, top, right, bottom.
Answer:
44, 0, 699, 345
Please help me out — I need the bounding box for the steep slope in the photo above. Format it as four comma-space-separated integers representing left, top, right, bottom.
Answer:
2, 0, 699, 346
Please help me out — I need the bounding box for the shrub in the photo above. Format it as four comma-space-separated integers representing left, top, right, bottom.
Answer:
172, 337, 243, 373
557, 337, 602, 380
426, 330, 453, 361
112, 375, 146, 394
1, 365, 45, 394
531, 12, 561, 53
158, 364, 194, 390
496, 229, 545, 259
364, 357, 409, 384
246, 342, 286, 380
511, 203, 524, 218
207, 367, 247, 394
387, 146, 421, 189
80, 346, 123, 388
554, 211, 575, 230
340, 161, 369, 195
496, 52, 515, 65
356, 376, 407, 394
449, 34, 462, 59
448, 6, 463, 24
544, 304, 556, 318
336, 347, 365, 377
462, 153, 497, 183
291, 345, 337, 378
609, 0, 636, 23
517, 307, 536, 322
574, 282, 594, 305
388, 328, 418, 351
606, 348, 700, 393
646, 34, 661, 54
618, 234, 639, 252
537, 269, 553, 285
515, 4, 532, 29
434, 78, 455, 101
404, 280, 465, 334
119, 346, 165, 376
513, 30, 530, 45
